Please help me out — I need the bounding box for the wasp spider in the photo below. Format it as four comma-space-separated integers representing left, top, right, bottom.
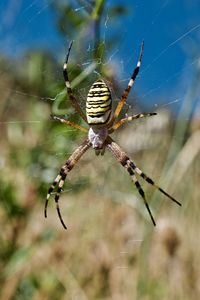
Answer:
45, 41, 181, 229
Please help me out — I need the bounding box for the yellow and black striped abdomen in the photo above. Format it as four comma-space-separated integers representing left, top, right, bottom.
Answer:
86, 79, 112, 125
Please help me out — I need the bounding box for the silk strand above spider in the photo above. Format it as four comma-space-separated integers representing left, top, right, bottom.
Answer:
45, 41, 181, 229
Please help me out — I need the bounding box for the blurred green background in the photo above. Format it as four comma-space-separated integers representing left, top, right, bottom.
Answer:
0, 1, 200, 299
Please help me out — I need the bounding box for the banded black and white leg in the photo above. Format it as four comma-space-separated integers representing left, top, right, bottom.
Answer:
45, 172, 67, 229
51, 114, 88, 133
63, 41, 88, 123
124, 159, 156, 225
109, 112, 157, 133
106, 137, 181, 225
129, 161, 181, 206
45, 139, 91, 229
109, 41, 144, 126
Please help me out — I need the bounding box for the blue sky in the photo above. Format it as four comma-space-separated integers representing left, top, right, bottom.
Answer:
0, 0, 200, 111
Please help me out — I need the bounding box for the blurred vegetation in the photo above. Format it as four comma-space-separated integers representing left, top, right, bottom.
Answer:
0, 1, 200, 299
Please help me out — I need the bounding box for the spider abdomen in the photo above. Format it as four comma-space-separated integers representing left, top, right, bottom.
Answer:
86, 79, 112, 125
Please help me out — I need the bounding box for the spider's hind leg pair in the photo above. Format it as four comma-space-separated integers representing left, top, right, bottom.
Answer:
45, 41, 181, 229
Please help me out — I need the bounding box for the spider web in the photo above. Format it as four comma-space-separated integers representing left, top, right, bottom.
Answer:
0, 1, 199, 152
1, 0, 200, 113
1, 0, 200, 208
1, 0, 200, 290
1, 3, 199, 167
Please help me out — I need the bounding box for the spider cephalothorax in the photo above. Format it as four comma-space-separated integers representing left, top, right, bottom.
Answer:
45, 41, 181, 229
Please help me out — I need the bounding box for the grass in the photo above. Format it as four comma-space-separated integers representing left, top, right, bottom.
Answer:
0, 54, 199, 300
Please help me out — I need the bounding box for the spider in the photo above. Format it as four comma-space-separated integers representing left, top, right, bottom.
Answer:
45, 41, 181, 229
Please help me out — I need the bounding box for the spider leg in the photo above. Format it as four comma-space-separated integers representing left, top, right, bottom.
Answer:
109, 112, 157, 133
63, 41, 88, 123
106, 137, 181, 225
125, 161, 156, 225
55, 176, 68, 229
45, 138, 91, 229
129, 161, 181, 206
51, 114, 88, 132
45, 174, 61, 217
109, 41, 144, 127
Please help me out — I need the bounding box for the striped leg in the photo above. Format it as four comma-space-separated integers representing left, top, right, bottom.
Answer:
129, 161, 181, 206
125, 161, 156, 225
45, 139, 91, 229
63, 41, 87, 123
109, 41, 144, 126
109, 112, 157, 133
51, 114, 88, 133
106, 137, 181, 225
45, 173, 67, 229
